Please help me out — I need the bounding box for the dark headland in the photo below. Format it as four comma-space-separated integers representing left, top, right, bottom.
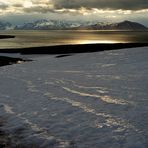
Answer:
0, 43, 148, 55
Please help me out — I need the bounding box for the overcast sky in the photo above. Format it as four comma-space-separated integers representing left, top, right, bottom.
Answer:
0, 0, 148, 25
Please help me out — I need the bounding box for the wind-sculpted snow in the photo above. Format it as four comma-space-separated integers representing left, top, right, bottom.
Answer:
0, 47, 148, 147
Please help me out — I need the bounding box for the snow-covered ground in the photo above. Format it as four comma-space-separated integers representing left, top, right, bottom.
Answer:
0, 47, 148, 147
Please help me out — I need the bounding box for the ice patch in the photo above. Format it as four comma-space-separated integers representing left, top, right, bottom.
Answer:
101, 64, 116, 67
2, 104, 15, 114
62, 87, 128, 105
44, 93, 136, 131
96, 75, 122, 80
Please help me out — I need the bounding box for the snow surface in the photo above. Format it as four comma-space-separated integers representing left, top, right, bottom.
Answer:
0, 47, 148, 147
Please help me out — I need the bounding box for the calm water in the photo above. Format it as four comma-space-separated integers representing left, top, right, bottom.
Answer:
0, 30, 148, 49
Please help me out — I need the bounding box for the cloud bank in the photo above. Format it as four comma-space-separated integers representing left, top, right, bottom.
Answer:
53, 0, 148, 10
0, 0, 148, 14
0, 0, 147, 26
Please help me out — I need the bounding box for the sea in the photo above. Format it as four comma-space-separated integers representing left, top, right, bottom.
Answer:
0, 30, 148, 49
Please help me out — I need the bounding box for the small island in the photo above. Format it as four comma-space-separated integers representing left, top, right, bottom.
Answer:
0, 35, 15, 39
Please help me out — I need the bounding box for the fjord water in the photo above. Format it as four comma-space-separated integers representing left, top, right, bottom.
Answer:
0, 30, 148, 49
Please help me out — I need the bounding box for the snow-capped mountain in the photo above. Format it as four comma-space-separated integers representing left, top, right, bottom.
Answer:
75, 20, 148, 30
15, 19, 84, 30
0, 21, 14, 30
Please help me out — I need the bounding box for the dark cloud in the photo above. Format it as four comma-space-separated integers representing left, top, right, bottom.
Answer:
0, 4, 8, 10
12, 4, 23, 8
53, 0, 148, 10
23, 6, 54, 13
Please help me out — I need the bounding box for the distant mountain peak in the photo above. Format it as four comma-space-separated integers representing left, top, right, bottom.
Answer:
117, 20, 147, 30
75, 20, 147, 31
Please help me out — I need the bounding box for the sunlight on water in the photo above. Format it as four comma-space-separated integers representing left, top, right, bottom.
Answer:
76, 40, 122, 44
0, 30, 148, 48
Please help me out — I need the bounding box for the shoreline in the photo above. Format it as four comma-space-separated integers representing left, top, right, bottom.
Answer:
0, 43, 148, 67
0, 43, 148, 55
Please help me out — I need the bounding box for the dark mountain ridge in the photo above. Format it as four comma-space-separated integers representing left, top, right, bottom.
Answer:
76, 20, 148, 31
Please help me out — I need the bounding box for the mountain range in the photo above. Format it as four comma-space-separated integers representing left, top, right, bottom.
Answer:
14, 19, 97, 30
0, 20, 147, 31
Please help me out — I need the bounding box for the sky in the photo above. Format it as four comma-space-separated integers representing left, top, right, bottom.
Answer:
0, 0, 148, 26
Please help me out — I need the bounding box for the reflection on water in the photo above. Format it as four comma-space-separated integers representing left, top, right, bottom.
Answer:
77, 40, 120, 44
0, 30, 148, 49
